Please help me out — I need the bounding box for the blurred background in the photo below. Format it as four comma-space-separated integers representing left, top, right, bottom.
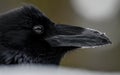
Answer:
0, 0, 120, 72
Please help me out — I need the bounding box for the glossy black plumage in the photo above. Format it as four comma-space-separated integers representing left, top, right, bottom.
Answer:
0, 5, 111, 65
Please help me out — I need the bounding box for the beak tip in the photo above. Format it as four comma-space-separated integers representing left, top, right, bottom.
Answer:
108, 40, 112, 44
101, 33, 112, 45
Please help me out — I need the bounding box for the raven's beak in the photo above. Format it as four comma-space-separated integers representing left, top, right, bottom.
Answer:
45, 24, 111, 48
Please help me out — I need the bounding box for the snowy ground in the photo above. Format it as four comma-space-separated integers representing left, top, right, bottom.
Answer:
0, 65, 120, 75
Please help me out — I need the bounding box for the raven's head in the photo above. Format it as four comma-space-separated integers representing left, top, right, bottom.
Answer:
0, 5, 111, 65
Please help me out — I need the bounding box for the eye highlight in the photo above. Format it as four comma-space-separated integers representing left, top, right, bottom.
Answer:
33, 25, 44, 34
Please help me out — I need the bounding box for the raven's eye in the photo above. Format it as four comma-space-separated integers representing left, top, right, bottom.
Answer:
33, 25, 44, 34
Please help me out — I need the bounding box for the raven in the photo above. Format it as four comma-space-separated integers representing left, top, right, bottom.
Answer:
0, 5, 111, 65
